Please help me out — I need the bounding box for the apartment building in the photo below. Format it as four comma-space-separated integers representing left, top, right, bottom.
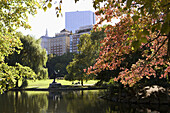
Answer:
48, 29, 70, 56
41, 29, 70, 56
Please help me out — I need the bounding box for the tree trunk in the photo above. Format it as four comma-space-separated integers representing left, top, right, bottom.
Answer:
15, 79, 19, 88
81, 79, 83, 86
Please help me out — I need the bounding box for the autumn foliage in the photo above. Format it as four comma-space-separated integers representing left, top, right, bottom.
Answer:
86, 0, 170, 87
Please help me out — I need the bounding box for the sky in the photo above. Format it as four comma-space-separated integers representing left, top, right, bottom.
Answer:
18, 0, 95, 39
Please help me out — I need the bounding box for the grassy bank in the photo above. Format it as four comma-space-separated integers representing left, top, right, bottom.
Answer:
26, 79, 98, 89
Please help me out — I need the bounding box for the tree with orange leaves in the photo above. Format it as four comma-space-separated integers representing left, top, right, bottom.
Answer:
84, 0, 170, 87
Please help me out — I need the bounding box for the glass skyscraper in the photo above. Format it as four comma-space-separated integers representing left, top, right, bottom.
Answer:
65, 11, 95, 33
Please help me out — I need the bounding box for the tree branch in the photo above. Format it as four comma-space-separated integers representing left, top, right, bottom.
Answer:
150, 37, 168, 59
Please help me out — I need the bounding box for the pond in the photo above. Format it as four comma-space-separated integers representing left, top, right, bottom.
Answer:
0, 90, 169, 113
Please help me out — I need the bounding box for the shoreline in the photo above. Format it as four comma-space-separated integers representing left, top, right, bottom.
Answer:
9, 86, 107, 91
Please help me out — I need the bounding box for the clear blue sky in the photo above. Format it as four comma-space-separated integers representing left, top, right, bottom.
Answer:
18, 0, 95, 39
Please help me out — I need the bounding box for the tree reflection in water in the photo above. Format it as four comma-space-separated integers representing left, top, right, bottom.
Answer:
0, 91, 48, 113
0, 90, 169, 113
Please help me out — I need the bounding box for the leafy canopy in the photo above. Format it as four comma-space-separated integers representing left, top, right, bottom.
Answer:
86, 0, 169, 87
66, 28, 106, 83
6, 33, 48, 80
47, 52, 74, 78
0, 0, 40, 92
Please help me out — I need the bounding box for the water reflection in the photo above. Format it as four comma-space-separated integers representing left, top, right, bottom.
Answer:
0, 91, 48, 113
0, 90, 169, 113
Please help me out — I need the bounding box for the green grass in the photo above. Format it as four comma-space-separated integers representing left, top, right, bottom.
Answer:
26, 79, 98, 89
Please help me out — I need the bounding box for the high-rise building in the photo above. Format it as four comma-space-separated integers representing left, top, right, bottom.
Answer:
65, 11, 95, 33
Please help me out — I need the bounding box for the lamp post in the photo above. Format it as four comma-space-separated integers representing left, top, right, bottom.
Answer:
53, 70, 60, 83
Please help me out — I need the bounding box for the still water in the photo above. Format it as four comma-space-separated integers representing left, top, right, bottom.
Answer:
0, 90, 169, 113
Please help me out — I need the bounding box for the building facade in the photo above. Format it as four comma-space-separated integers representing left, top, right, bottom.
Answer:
48, 29, 70, 56
65, 11, 95, 33
41, 29, 70, 56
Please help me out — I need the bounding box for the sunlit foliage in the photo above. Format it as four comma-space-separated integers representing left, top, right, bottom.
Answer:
0, 0, 40, 92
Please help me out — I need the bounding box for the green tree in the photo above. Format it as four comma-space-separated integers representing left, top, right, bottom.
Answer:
66, 31, 105, 85
0, 0, 40, 92
66, 53, 88, 86
66, 34, 93, 85
47, 52, 74, 78
6, 33, 48, 87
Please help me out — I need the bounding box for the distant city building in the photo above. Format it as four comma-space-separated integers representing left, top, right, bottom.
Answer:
40, 29, 51, 54
41, 29, 70, 56
65, 11, 95, 33
48, 29, 70, 56
41, 11, 96, 55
